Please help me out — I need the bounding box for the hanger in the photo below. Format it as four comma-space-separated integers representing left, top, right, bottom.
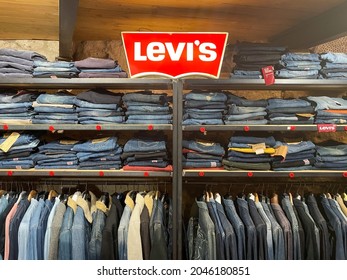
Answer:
28, 189, 37, 201
145, 190, 155, 217
214, 193, 222, 204
125, 190, 135, 210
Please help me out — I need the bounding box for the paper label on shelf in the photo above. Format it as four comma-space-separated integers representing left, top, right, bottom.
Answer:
211, 162, 217, 167
91, 137, 110, 144
122, 32, 228, 78
272, 145, 288, 159
317, 124, 336, 132
0, 132, 20, 153
261, 66, 275, 85
251, 143, 266, 154
60, 140, 79, 145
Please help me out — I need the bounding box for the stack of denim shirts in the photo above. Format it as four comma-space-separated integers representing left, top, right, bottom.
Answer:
72, 136, 122, 170
183, 91, 227, 125
182, 140, 225, 168
75, 89, 125, 124
315, 143, 347, 170
223, 135, 276, 170
0, 133, 40, 169
0, 48, 47, 78
276, 53, 321, 79
34, 140, 79, 169
32, 92, 77, 124
74, 57, 128, 78
33, 61, 79, 78
320, 53, 347, 79
0, 90, 40, 124
122, 137, 171, 171
271, 141, 316, 171
307, 96, 347, 124
231, 42, 286, 79
266, 98, 315, 124
224, 93, 268, 125
123, 91, 172, 124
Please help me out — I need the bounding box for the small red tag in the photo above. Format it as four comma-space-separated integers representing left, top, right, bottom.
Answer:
247, 172, 253, 177
199, 127, 206, 133
7, 171, 13, 176
144, 172, 149, 177
289, 172, 295, 179
99, 171, 104, 177
262, 66, 275, 85
3, 124, 8, 130
243, 126, 250, 132
198, 171, 205, 177
95, 125, 102, 131
49, 126, 55, 132
49, 171, 55, 176
317, 124, 336, 133
148, 125, 154, 131
343, 172, 347, 178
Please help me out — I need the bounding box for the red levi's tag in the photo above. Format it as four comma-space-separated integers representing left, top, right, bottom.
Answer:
261, 66, 275, 85
317, 124, 337, 133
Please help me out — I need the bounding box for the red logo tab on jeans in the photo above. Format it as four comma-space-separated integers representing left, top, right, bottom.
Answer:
262, 66, 275, 85
122, 32, 228, 78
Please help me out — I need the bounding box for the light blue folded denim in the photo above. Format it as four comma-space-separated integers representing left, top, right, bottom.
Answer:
275, 69, 319, 78
316, 145, 347, 156
0, 134, 37, 147
322, 63, 347, 69
233, 70, 262, 76
224, 111, 267, 121
124, 101, 169, 107
34, 66, 79, 73
36, 160, 79, 166
274, 141, 315, 154
0, 102, 32, 109
267, 98, 311, 109
74, 99, 119, 110
32, 119, 78, 124
231, 74, 262, 79
281, 53, 320, 62
34, 61, 75, 68
183, 112, 223, 120
307, 96, 347, 110
229, 136, 276, 147
316, 111, 347, 118
34, 107, 76, 113
182, 119, 224, 125
185, 108, 225, 114
35, 165, 78, 169
227, 94, 268, 107
315, 118, 347, 124
224, 119, 268, 125
122, 92, 167, 104
322, 72, 347, 79
126, 105, 170, 112
126, 119, 172, 124
36, 93, 76, 105
126, 114, 172, 120
228, 104, 266, 114
77, 147, 122, 162
34, 114, 78, 120
72, 137, 118, 152
78, 116, 124, 123
320, 53, 347, 64
184, 92, 227, 102
316, 155, 347, 162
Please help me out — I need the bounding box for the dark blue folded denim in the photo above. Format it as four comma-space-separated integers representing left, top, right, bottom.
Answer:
183, 160, 222, 168
78, 164, 121, 170
78, 116, 125, 123
272, 158, 315, 169
79, 161, 122, 168
0, 107, 30, 114
74, 99, 119, 110
32, 119, 78, 124
72, 137, 118, 153
33, 71, 79, 78
227, 156, 273, 163
281, 152, 316, 161
33, 106, 76, 114
228, 150, 272, 158
183, 112, 223, 120
123, 138, 166, 153
186, 153, 222, 161
267, 98, 312, 110
122, 92, 168, 104
127, 114, 172, 120
269, 119, 314, 124
0, 133, 37, 147
184, 100, 226, 109
229, 136, 276, 147
274, 141, 315, 154
35, 165, 78, 169
126, 105, 170, 113
321, 72, 347, 79
35, 160, 79, 167
182, 140, 225, 156
78, 110, 123, 117
228, 104, 266, 115
315, 118, 347, 124
223, 159, 271, 170
126, 119, 172, 124
34, 114, 78, 121
281, 53, 320, 62
316, 145, 347, 156
314, 162, 347, 169
126, 160, 168, 168
124, 101, 169, 107
224, 112, 267, 121
125, 110, 170, 116
77, 147, 122, 162
316, 155, 347, 162
38, 140, 78, 152
34, 154, 77, 163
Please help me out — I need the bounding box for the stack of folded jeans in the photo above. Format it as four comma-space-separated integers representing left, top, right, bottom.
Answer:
307, 96, 347, 124
231, 42, 286, 79
0, 48, 46, 78
276, 53, 321, 79
315, 144, 347, 170
0, 133, 40, 169
122, 137, 172, 171
182, 140, 225, 168
33, 61, 80, 78
224, 93, 268, 125
74, 57, 128, 78
272, 141, 316, 171
34, 140, 79, 169
32, 92, 77, 124
72, 136, 122, 170
266, 98, 315, 124
319, 52, 347, 79
75, 88, 125, 124
123, 91, 172, 124
223, 135, 276, 170
0, 90, 40, 124
182, 91, 227, 125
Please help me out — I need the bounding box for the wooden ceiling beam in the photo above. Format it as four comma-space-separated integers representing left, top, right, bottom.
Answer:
270, 1, 347, 49
59, 0, 79, 60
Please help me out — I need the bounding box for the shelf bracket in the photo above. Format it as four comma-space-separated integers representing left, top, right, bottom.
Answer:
59, 0, 79, 61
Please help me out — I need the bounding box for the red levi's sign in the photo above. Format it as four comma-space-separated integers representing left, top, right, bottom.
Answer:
122, 32, 229, 78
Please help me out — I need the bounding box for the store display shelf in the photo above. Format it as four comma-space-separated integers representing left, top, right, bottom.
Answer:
182, 169, 347, 178
183, 78, 347, 90
0, 78, 172, 89
182, 124, 347, 132
0, 123, 173, 131
0, 169, 172, 177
